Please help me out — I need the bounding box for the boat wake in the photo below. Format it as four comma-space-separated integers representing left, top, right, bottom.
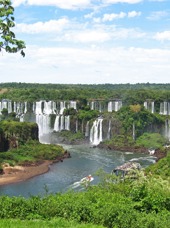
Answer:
70, 175, 94, 189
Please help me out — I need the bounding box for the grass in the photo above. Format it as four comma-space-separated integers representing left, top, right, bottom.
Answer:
0, 218, 104, 228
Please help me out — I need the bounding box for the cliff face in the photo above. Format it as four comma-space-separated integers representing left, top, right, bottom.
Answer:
0, 121, 38, 152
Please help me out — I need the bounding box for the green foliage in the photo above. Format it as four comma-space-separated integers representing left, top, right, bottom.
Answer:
0, 0, 25, 56
136, 133, 166, 149
130, 174, 170, 213
0, 140, 65, 166
0, 108, 19, 121
58, 131, 85, 143
117, 105, 164, 138
0, 179, 169, 228
1, 83, 170, 105
78, 110, 99, 121
0, 157, 170, 227
0, 218, 104, 228
0, 120, 38, 145
146, 151, 170, 178
63, 108, 77, 116
104, 134, 135, 148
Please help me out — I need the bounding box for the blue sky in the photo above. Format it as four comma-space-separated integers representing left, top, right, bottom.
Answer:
1, 0, 170, 84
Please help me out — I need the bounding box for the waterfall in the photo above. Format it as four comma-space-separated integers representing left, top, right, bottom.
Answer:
8, 101, 12, 114
0, 100, 13, 114
160, 102, 170, 115
35, 101, 43, 115
108, 101, 112, 112
91, 101, 94, 110
108, 101, 122, 112
0, 100, 7, 114
24, 102, 27, 114
54, 115, 70, 132
54, 115, 60, 132
60, 101, 66, 114
85, 121, 89, 137
65, 116, 70, 131
151, 102, 154, 113
76, 119, 78, 132
107, 119, 112, 140
132, 122, 135, 140
90, 118, 103, 145
144, 101, 154, 113
144, 101, 147, 110
165, 119, 170, 141
36, 114, 51, 137
69, 101, 77, 110
35, 101, 52, 143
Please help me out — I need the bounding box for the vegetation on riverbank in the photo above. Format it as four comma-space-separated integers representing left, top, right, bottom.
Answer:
0, 151, 169, 228
0, 140, 65, 168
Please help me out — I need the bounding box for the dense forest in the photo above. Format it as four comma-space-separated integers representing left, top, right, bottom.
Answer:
1, 83, 170, 105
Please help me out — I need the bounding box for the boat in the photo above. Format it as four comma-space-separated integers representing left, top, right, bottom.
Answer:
80, 174, 94, 183
71, 175, 94, 189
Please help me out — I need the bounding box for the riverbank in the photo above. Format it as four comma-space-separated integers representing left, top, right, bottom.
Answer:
97, 143, 167, 161
0, 151, 71, 186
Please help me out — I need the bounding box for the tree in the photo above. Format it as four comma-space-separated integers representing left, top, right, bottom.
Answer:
0, 0, 25, 56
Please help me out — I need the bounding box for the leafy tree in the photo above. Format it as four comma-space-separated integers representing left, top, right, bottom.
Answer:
0, 0, 25, 56
135, 132, 166, 149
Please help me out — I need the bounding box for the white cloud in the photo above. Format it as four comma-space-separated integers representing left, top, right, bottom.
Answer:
154, 31, 170, 41
65, 30, 111, 43
102, 11, 141, 21
128, 11, 141, 18
16, 18, 69, 34
149, 0, 165, 2
1, 45, 170, 84
103, 0, 143, 4
12, 0, 26, 7
103, 12, 126, 21
12, 0, 92, 9
147, 11, 168, 21
12, 0, 143, 9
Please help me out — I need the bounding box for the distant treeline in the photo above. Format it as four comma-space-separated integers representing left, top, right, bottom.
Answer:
1, 82, 170, 90
1, 83, 170, 106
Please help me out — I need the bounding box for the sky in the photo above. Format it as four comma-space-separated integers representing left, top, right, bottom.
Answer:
0, 0, 170, 84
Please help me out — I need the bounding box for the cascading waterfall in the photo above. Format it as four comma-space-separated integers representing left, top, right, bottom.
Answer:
35, 101, 51, 142
144, 101, 154, 113
43, 101, 56, 115
8, 101, 12, 114
91, 101, 94, 110
65, 116, 70, 131
165, 119, 170, 141
107, 119, 112, 140
0, 100, 8, 113
108, 102, 112, 112
90, 118, 103, 145
160, 102, 170, 115
54, 115, 70, 132
132, 122, 135, 140
108, 101, 122, 112
76, 119, 78, 132
60, 101, 66, 115
54, 115, 60, 132
89, 101, 105, 113
85, 121, 89, 137
69, 101, 77, 110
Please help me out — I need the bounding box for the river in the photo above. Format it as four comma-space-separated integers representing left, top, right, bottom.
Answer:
0, 144, 156, 197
